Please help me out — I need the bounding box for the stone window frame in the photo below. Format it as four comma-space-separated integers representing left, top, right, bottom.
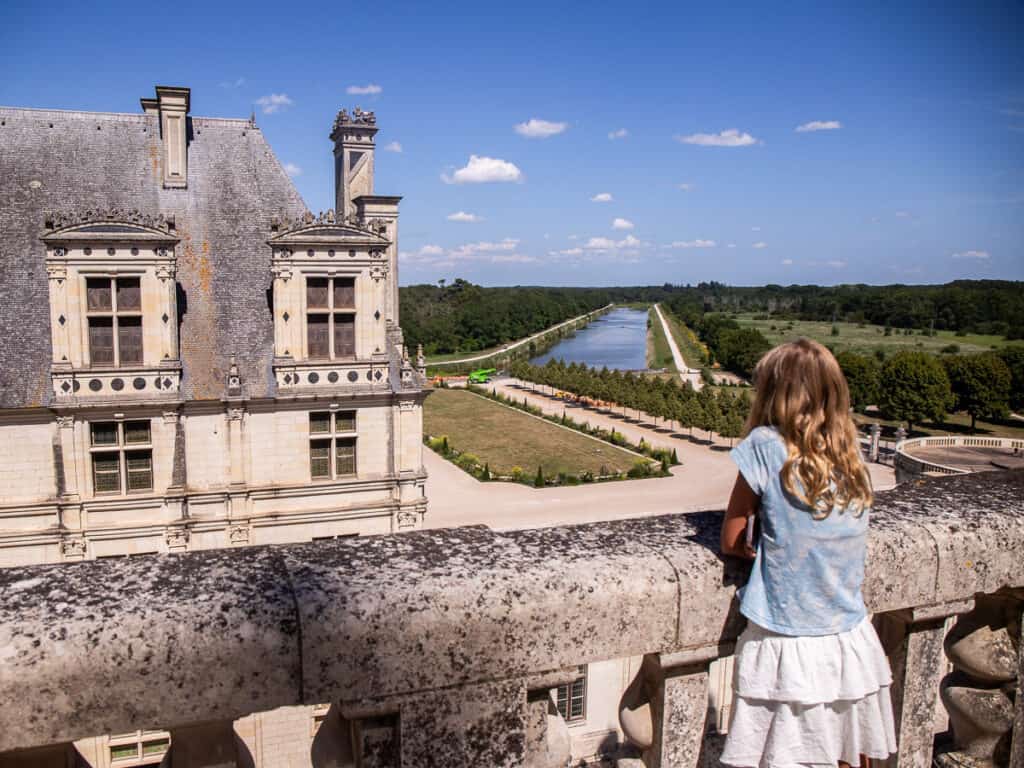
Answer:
106, 730, 171, 764
554, 664, 588, 723
304, 274, 357, 361
309, 410, 358, 480
42, 215, 179, 374
89, 419, 154, 497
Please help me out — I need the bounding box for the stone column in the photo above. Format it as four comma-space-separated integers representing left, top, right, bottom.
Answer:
870, 423, 881, 462
875, 599, 974, 768
160, 720, 252, 768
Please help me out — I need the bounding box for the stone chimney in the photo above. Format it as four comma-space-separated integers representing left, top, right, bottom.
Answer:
141, 86, 191, 189
329, 107, 377, 218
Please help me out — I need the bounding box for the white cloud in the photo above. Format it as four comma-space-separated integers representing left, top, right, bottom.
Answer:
399, 244, 445, 263
781, 258, 794, 265
514, 118, 568, 139
346, 84, 382, 95
676, 128, 759, 147
220, 77, 246, 89
419, 245, 444, 256
557, 247, 583, 256
591, 192, 613, 202
612, 218, 634, 230
678, 183, 694, 191
751, 226, 761, 231
255, 93, 293, 114
400, 240, 535, 266
492, 253, 539, 263
450, 238, 520, 259
727, 243, 737, 248
608, 128, 628, 140
567, 234, 579, 241
952, 250, 990, 259
283, 162, 302, 177
447, 211, 482, 223
442, 155, 523, 184
827, 260, 847, 268
796, 120, 842, 133
752, 241, 768, 249
894, 210, 913, 218
383, 141, 403, 153
584, 234, 645, 251
669, 239, 717, 248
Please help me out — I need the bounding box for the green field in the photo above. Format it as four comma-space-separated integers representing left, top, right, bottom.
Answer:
731, 313, 1009, 356
647, 308, 676, 371
424, 388, 641, 477
659, 308, 709, 369
853, 411, 1024, 440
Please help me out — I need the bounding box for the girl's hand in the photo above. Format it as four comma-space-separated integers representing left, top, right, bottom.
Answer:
720, 473, 760, 560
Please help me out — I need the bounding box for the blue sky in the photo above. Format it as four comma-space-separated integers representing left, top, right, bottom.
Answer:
3, 0, 1022, 287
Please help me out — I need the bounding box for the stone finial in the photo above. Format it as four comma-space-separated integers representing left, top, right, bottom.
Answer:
44, 208, 176, 233
416, 344, 426, 374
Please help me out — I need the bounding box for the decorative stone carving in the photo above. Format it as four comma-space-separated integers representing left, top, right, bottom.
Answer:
44, 209, 176, 233
165, 528, 190, 549
938, 592, 1022, 767
162, 410, 180, 424
228, 525, 250, 545
226, 407, 245, 422
396, 509, 417, 529
45, 264, 67, 281
270, 210, 387, 239
55, 415, 74, 429
370, 264, 387, 282
332, 106, 377, 132
156, 263, 176, 282
226, 355, 242, 397
60, 538, 87, 559
416, 344, 426, 377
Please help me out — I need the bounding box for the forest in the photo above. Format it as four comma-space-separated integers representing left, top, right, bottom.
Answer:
399, 279, 1024, 355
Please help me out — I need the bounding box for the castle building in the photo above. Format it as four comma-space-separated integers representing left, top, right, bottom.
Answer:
0, 86, 429, 765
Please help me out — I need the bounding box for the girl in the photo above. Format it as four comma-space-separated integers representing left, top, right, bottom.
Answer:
719, 339, 896, 768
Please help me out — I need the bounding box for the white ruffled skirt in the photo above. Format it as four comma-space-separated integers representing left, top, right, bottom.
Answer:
720, 616, 897, 767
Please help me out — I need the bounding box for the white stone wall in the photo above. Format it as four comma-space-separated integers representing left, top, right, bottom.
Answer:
0, 422, 56, 503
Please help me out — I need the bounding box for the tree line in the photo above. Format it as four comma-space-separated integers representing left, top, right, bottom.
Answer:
508, 359, 753, 442
838, 347, 1024, 431
400, 279, 1024, 356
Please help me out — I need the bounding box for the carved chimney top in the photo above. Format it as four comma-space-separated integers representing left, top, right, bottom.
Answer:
330, 106, 378, 141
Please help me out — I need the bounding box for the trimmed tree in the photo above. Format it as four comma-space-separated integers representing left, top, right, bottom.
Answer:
534, 465, 545, 487
879, 351, 953, 432
836, 351, 881, 412
943, 353, 1012, 431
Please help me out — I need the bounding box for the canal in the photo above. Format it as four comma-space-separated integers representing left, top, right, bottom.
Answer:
530, 307, 648, 370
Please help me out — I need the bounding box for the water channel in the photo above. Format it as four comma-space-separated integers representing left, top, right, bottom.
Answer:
530, 307, 648, 370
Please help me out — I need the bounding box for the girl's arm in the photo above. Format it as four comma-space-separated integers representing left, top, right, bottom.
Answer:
720, 472, 759, 560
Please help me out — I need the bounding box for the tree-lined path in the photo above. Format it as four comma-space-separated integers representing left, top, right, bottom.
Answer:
654, 303, 703, 390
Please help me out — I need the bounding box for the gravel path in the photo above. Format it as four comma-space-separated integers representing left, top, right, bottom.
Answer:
653, 303, 703, 390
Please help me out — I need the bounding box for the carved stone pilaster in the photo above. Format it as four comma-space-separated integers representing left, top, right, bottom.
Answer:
55, 415, 74, 429
46, 264, 67, 281
156, 263, 176, 282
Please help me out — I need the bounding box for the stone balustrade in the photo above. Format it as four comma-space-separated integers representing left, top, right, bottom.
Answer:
1, 471, 1022, 767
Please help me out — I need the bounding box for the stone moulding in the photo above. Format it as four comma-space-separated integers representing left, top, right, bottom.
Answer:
0, 470, 1022, 756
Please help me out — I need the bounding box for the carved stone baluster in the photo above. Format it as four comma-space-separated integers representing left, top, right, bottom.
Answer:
626, 645, 724, 768
875, 599, 974, 768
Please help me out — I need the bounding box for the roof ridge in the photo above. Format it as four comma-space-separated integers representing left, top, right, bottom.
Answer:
0, 107, 256, 129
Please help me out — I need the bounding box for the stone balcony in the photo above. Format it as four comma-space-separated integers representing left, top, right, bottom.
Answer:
1, 471, 1022, 767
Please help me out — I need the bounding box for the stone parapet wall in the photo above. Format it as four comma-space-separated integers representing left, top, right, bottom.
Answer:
0, 470, 1022, 766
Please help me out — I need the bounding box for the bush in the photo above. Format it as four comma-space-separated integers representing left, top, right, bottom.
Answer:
940, 344, 960, 354
627, 460, 654, 478
879, 351, 953, 430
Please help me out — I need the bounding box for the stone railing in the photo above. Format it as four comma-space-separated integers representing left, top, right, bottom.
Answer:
895, 435, 1024, 480
1, 471, 1022, 767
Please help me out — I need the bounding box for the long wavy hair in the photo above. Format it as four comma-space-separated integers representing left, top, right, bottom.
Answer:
746, 338, 872, 517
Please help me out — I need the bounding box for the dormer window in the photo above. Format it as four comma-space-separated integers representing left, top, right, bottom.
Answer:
86, 277, 143, 366
42, 211, 182, 401
306, 277, 355, 359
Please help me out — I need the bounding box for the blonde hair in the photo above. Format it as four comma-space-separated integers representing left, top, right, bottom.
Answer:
746, 338, 872, 517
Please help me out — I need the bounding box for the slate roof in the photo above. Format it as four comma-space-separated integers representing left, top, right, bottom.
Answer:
0, 106, 308, 408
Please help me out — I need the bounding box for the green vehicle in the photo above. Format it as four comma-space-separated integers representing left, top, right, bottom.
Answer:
468, 368, 497, 384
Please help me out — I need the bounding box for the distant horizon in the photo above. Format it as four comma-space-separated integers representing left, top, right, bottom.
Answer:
398, 276, 1024, 290
3, 0, 1021, 286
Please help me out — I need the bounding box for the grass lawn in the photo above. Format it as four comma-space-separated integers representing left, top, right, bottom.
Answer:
731, 313, 1010, 357
647, 308, 676, 371
424, 388, 642, 476
853, 411, 1024, 440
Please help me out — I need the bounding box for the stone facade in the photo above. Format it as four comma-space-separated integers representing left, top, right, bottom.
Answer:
0, 86, 428, 766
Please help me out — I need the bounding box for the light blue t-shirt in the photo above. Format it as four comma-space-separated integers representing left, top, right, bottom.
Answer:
731, 426, 869, 637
